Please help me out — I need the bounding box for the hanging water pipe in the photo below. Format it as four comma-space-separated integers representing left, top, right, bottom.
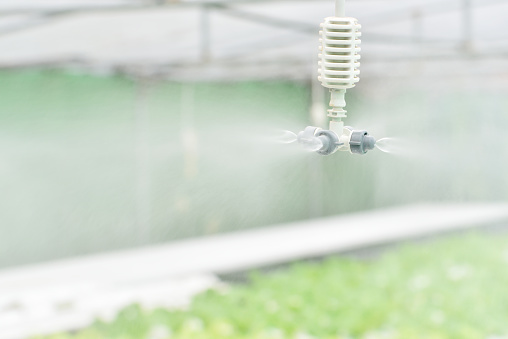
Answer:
296, 0, 376, 156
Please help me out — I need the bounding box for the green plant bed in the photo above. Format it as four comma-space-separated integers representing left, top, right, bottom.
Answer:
38, 233, 508, 339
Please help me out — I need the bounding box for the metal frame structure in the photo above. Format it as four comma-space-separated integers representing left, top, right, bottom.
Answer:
0, 0, 507, 75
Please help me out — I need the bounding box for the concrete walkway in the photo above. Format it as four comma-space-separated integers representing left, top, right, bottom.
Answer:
1, 203, 508, 338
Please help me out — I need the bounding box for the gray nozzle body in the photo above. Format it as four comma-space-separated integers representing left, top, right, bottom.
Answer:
315, 129, 341, 156
297, 126, 342, 156
349, 130, 376, 154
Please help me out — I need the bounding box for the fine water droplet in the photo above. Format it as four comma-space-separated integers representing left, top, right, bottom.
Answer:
375, 137, 396, 153
277, 130, 298, 144
299, 137, 323, 152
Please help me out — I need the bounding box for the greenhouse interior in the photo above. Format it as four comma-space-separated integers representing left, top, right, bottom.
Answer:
1, 0, 508, 338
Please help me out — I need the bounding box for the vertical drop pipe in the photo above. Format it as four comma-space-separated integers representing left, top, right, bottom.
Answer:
200, 4, 211, 62
135, 77, 152, 245
335, 0, 345, 16
462, 0, 473, 53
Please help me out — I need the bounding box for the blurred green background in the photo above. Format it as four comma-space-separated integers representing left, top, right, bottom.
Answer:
1, 70, 507, 268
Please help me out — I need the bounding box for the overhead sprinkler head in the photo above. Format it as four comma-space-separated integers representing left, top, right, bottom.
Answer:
289, 0, 380, 157
296, 126, 376, 156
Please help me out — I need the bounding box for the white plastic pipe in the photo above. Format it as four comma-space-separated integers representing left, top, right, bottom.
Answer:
335, 0, 345, 17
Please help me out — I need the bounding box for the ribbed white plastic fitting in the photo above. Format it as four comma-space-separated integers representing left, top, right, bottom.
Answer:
318, 17, 361, 91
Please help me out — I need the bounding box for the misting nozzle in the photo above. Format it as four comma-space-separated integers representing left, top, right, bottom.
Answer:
349, 129, 376, 154
297, 126, 342, 156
